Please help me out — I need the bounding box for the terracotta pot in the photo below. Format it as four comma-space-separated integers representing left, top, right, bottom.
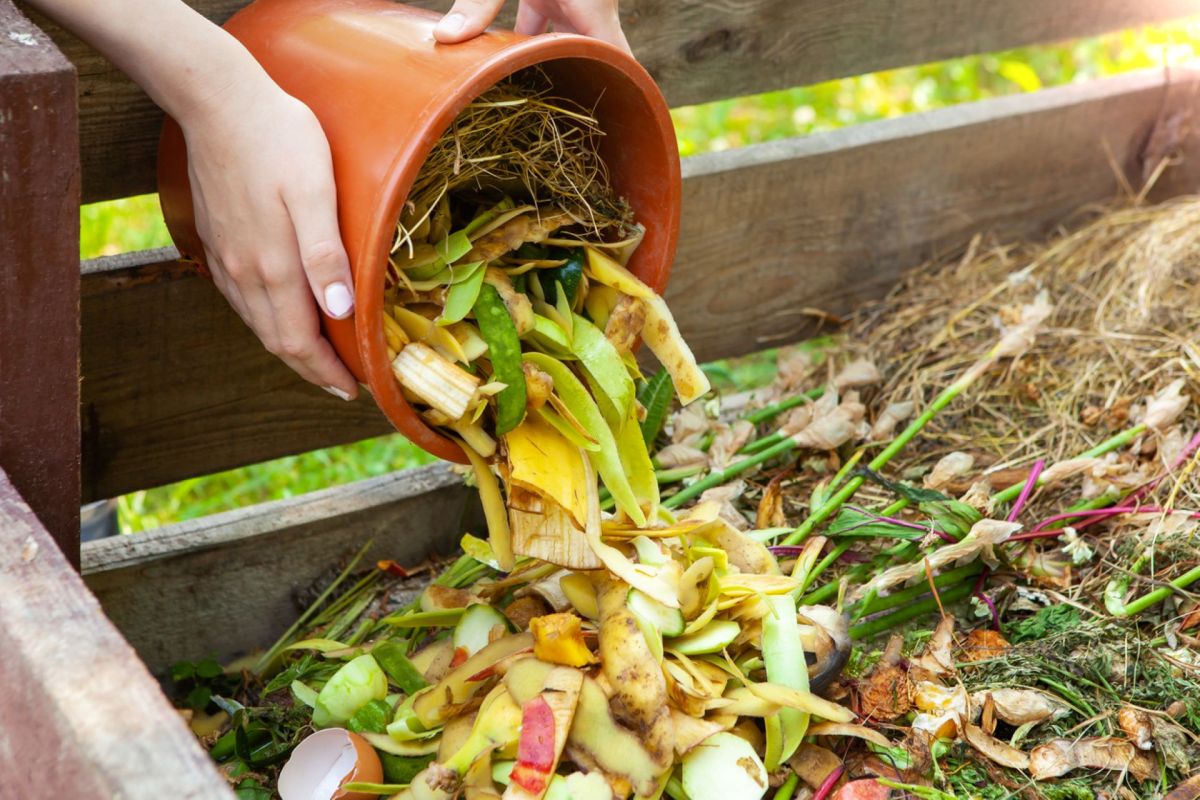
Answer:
158, 0, 681, 463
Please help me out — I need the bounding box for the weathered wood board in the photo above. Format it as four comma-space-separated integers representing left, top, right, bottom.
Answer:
21, 0, 1200, 202
0, 0, 81, 563
0, 469, 231, 797
80, 69, 1200, 501
83, 463, 482, 673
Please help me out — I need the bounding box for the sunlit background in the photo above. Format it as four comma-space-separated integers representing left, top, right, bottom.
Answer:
82, 18, 1200, 531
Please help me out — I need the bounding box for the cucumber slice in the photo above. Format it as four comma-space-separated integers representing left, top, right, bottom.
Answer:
681, 732, 768, 800
627, 588, 685, 637
290, 679, 318, 709
667, 620, 740, 655
312, 654, 388, 728
452, 604, 508, 658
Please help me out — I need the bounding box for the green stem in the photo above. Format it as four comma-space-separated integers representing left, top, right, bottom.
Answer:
663, 437, 799, 510
783, 372, 977, 546
772, 773, 800, 800
991, 424, 1147, 506
254, 541, 372, 674
746, 387, 825, 425
851, 562, 984, 618
849, 580, 974, 640
1114, 564, 1200, 617
740, 431, 786, 456
797, 541, 851, 595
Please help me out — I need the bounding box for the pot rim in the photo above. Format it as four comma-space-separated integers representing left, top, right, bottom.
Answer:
355, 32, 678, 464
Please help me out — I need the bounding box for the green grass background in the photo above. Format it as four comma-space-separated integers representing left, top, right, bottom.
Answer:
82, 23, 1198, 531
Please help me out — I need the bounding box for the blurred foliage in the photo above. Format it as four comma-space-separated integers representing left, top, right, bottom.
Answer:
672, 23, 1200, 156
93, 21, 1200, 532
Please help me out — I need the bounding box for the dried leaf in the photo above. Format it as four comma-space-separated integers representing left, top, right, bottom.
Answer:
969, 688, 1063, 726
833, 359, 881, 390
655, 444, 708, 470
807, 722, 891, 748
961, 722, 1030, 770
1143, 378, 1190, 432
910, 616, 956, 678
925, 452, 975, 491
994, 291, 1054, 359
790, 390, 867, 451
869, 401, 915, 441
709, 420, 755, 470
755, 473, 787, 529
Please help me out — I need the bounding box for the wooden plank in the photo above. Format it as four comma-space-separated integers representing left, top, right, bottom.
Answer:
23, 0, 1200, 203
80, 69, 1200, 500
0, 2, 81, 563
0, 469, 232, 797
83, 463, 482, 674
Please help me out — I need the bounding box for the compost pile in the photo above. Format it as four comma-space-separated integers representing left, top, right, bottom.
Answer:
180, 156, 1200, 796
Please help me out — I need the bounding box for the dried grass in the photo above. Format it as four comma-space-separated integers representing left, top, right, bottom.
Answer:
391, 66, 633, 258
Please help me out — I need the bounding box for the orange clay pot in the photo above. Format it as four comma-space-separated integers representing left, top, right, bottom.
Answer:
158, 0, 681, 463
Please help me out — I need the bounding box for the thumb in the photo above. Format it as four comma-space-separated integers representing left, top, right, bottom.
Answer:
435, 0, 507, 43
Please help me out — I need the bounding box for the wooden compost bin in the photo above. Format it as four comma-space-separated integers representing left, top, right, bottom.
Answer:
3, 0, 1200, 795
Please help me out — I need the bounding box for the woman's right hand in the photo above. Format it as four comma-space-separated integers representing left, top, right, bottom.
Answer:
179, 69, 360, 401
26, 0, 360, 400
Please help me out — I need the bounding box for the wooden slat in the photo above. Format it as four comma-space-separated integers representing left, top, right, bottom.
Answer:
23, 0, 1200, 203
0, 1, 81, 563
83, 463, 482, 674
0, 469, 232, 797
80, 69, 1200, 501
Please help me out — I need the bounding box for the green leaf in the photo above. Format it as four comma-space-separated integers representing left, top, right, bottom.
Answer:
438, 261, 487, 326
347, 698, 392, 735
855, 468, 950, 504
827, 508, 921, 539
184, 685, 212, 711
638, 370, 674, 448
572, 312, 635, 427
436, 230, 473, 264
170, 660, 196, 682
195, 658, 223, 679
460, 533, 502, 570
541, 248, 585, 308
371, 641, 429, 694
918, 499, 982, 539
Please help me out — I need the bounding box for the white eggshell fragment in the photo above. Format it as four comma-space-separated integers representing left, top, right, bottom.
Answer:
278, 728, 382, 800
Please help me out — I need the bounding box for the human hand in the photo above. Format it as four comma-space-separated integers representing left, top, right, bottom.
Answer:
180, 72, 360, 401
434, 0, 630, 54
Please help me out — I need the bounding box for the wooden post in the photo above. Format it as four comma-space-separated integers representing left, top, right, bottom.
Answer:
0, 469, 233, 797
0, 1, 81, 565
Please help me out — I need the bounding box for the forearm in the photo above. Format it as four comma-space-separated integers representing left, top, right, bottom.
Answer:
22, 0, 268, 124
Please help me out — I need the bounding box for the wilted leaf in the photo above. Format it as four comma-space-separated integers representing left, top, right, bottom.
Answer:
656, 444, 708, 470
970, 688, 1063, 727
910, 616, 956, 679
709, 420, 755, 470
1143, 378, 1190, 432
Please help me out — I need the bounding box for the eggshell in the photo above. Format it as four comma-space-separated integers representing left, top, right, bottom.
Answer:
278, 728, 383, 800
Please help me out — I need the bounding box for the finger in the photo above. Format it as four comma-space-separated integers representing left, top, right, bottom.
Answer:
559, 0, 630, 52
515, 2, 549, 35
282, 170, 356, 321
434, 0, 507, 43
260, 256, 359, 399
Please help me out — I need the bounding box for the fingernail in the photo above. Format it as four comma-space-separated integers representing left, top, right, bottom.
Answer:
324, 282, 354, 319
323, 385, 352, 401
438, 12, 465, 34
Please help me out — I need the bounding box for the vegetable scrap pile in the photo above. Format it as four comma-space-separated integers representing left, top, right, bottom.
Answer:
378, 67, 708, 569
180, 191, 1200, 794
